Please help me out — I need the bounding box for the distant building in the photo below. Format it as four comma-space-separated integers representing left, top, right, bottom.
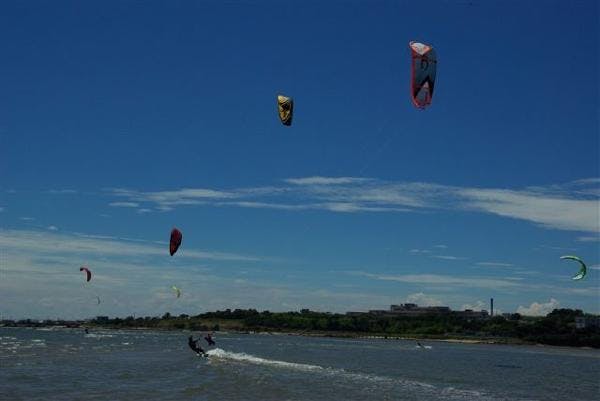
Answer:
368, 310, 389, 315
345, 312, 365, 317
575, 317, 600, 329
502, 313, 521, 321
389, 303, 451, 316
454, 309, 489, 319
346, 303, 488, 319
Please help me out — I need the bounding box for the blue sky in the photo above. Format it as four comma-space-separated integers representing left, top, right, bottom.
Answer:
1, 0, 598, 320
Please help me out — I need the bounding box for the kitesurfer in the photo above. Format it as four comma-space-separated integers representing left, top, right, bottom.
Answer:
204, 332, 216, 346
188, 335, 206, 356
416, 341, 423, 348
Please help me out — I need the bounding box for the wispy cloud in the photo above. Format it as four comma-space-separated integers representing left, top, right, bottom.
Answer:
0, 229, 261, 262
352, 271, 597, 298
357, 272, 522, 289
19, 217, 35, 221
109, 202, 140, 208
431, 255, 467, 261
111, 187, 238, 210
461, 300, 487, 311
577, 236, 600, 242
476, 262, 514, 268
216, 201, 312, 211
106, 177, 599, 233
0, 228, 273, 319
409, 249, 431, 254
516, 298, 560, 316
284, 176, 373, 185
47, 189, 77, 194
459, 187, 599, 232
406, 292, 442, 306
47, 225, 58, 231
535, 244, 578, 252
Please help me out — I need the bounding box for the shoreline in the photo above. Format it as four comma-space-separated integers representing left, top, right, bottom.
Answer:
3, 324, 586, 349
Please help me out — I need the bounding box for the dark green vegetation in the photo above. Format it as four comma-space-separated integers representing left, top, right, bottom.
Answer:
4, 308, 598, 348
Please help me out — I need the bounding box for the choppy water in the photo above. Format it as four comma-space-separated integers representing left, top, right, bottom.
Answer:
1, 327, 598, 400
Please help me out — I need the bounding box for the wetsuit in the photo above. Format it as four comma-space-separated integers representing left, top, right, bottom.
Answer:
188, 337, 205, 355
204, 334, 216, 346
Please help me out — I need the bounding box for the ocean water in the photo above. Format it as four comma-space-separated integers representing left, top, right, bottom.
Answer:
0, 327, 598, 401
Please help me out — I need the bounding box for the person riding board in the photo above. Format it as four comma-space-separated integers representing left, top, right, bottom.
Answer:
188, 335, 206, 356
204, 332, 216, 346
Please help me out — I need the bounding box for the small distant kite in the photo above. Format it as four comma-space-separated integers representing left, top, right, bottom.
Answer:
172, 286, 181, 298
79, 266, 92, 282
277, 95, 294, 126
96, 296, 101, 305
170, 228, 182, 256
560, 255, 587, 280
409, 41, 437, 109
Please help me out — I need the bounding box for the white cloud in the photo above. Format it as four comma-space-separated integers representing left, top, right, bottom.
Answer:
355, 271, 598, 299
589, 264, 600, 271
431, 255, 466, 261
516, 298, 560, 316
476, 262, 514, 267
577, 236, 600, 242
0, 229, 261, 262
570, 178, 600, 185
536, 244, 578, 251
459, 187, 599, 232
109, 202, 140, 208
320, 202, 410, 213
47, 226, 58, 231
217, 201, 312, 211
409, 249, 430, 254
285, 176, 372, 185
433, 244, 448, 249
111, 187, 237, 210
106, 177, 599, 233
19, 217, 35, 221
359, 272, 522, 289
461, 300, 487, 311
47, 189, 77, 194
406, 292, 442, 306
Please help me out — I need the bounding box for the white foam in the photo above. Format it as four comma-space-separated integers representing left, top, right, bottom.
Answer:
206, 348, 324, 372
205, 348, 434, 389
203, 348, 511, 399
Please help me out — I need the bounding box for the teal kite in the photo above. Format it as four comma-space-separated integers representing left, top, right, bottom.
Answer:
560, 255, 587, 280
